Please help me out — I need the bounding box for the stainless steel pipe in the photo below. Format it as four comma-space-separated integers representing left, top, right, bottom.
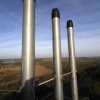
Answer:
21, 0, 35, 99
22, 0, 35, 87
51, 8, 64, 100
67, 20, 78, 100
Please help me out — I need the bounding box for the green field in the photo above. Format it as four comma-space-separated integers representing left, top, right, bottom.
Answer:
0, 62, 21, 69
36, 58, 100, 72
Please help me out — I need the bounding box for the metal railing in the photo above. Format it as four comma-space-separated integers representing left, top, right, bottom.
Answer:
36, 72, 71, 86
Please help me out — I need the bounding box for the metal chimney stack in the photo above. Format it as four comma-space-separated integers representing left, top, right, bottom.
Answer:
67, 20, 78, 100
51, 8, 64, 100
21, 0, 35, 100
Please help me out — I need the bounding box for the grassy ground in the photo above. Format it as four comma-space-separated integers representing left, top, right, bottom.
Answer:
0, 58, 100, 100
0, 62, 21, 69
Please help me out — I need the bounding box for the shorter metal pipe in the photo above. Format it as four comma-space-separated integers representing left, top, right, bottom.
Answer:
52, 8, 64, 100
67, 20, 78, 100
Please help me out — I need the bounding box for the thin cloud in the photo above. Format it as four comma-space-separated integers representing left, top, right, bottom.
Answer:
0, 0, 100, 58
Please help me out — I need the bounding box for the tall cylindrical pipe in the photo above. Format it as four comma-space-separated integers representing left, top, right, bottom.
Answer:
21, 0, 35, 99
51, 8, 64, 100
67, 20, 78, 100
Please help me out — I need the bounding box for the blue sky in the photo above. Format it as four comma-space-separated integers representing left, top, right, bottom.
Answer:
0, 0, 100, 59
